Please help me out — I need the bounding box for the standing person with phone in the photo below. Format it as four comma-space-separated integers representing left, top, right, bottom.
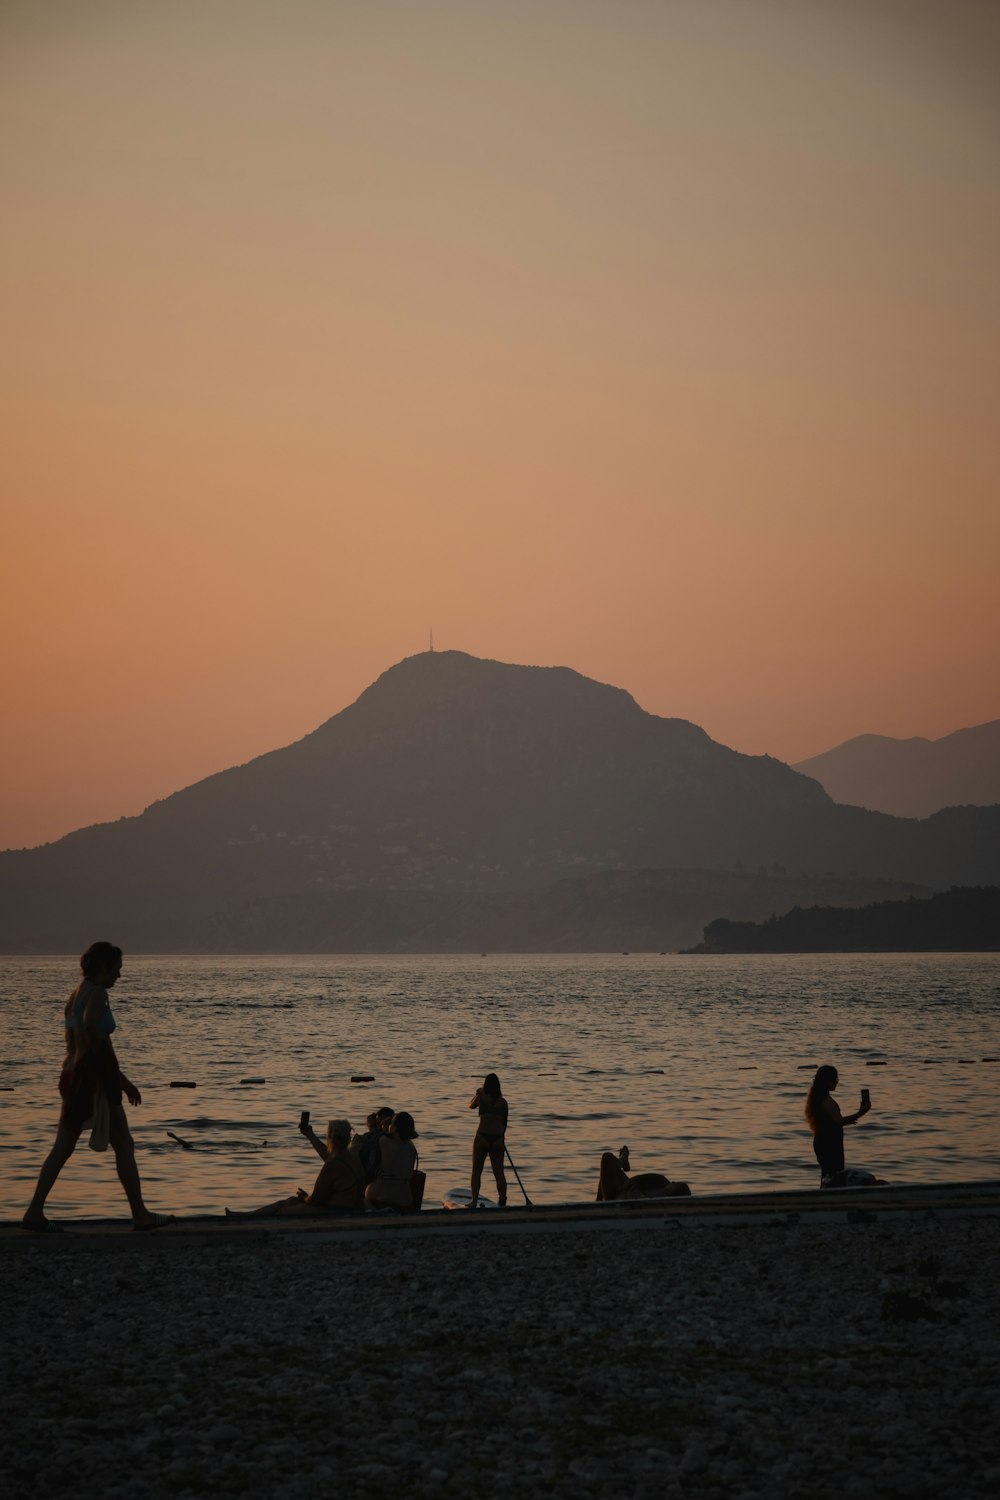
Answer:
804, 1065, 872, 1186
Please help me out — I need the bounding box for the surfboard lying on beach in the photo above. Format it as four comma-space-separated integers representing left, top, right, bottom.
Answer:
442, 1188, 497, 1210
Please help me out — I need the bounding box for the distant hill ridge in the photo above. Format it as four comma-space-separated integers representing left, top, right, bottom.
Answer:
794, 719, 1000, 818
2, 650, 999, 952
686, 886, 1000, 954
173, 868, 930, 955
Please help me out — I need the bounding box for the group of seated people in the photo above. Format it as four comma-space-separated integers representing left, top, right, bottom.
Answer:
228, 1104, 692, 1218
228, 1060, 882, 1218
228, 1106, 422, 1218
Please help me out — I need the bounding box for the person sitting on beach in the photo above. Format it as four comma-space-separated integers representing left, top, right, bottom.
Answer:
365, 1111, 420, 1212
229, 1119, 365, 1217
596, 1146, 691, 1201
351, 1107, 394, 1186
469, 1071, 508, 1208
804, 1065, 875, 1187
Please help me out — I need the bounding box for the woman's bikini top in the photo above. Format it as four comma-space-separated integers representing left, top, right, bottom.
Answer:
477, 1093, 508, 1134
65, 981, 117, 1036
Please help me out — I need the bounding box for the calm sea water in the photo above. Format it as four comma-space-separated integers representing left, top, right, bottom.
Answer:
2, 953, 999, 1220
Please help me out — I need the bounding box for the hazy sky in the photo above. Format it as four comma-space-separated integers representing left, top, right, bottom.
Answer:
3, 0, 999, 850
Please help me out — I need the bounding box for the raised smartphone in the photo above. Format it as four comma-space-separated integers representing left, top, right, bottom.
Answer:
299, 1109, 310, 1129
860, 1088, 870, 1107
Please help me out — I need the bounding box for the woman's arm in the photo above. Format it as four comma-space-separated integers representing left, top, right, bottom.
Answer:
823, 1095, 870, 1127
82, 987, 140, 1104
469, 1089, 482, 1109
300, 1124, 329, 1161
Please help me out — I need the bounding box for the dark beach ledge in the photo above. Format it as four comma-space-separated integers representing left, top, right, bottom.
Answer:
4, 1184, 999, 1498
4, 1178, 1000, 1245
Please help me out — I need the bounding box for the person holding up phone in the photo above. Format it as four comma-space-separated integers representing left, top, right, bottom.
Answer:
227, 1117, 365, 1217
804, 1066, 872, 1186
298, 1109, 335, 1164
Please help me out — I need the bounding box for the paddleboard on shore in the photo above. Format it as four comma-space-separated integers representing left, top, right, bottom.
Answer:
442, 1187, 497, 1211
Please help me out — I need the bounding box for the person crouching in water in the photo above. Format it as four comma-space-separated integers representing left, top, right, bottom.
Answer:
804, 1065, 872, 1187
597, 1145, 691, 1201
469, 1072, 508, 1208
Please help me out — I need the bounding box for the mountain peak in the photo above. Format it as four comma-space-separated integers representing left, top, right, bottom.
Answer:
795, 717, 1000, 817
359, 648, 640, 706
315, 650, 647, 743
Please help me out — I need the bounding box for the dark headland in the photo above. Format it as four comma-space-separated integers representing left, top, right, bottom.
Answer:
685, 884, 1000, 953
2, 650, 998, 952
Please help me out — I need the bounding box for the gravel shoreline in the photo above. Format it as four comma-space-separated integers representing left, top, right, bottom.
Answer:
3, 1214, 999, 1498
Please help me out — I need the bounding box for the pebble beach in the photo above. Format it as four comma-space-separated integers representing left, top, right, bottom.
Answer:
3, 1210, 999, 1499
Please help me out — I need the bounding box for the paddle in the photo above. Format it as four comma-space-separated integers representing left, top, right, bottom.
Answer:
505, 1142, 532, 1208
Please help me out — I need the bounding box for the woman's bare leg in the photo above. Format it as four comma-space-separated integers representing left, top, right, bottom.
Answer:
23, 1122, 82, 1225
230, 1196, 304, 1218
597, 1152, 629, 1201
488, 1140, 507, 1206
470, 1135, 488, 1206
108, 1104, 155, 1224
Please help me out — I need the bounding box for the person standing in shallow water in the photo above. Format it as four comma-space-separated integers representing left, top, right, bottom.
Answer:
804, 1064, 871, 1185
469, 1072, 508, 1207
22, 942, 172, 1232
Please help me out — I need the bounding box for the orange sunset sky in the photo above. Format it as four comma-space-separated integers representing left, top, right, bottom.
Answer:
3, 0, 999, 852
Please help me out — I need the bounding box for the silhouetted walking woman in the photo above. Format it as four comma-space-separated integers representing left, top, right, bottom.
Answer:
469, 1072, 508, 1207
22, 943, 172, 1232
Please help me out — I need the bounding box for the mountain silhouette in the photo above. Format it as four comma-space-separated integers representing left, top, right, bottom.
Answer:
794, 719, 1000, 817
2, 650, 999, 951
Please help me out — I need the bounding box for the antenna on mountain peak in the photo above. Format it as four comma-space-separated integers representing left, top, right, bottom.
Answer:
429, 628, 434, 653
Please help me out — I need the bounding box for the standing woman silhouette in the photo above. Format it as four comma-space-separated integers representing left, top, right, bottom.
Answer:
469, 1072, 508, 1207
22, 942, 172, 1232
